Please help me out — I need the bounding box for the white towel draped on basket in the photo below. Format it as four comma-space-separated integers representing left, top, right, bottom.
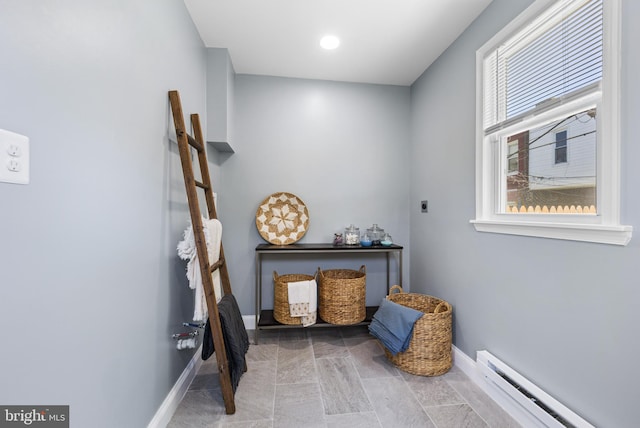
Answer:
177, 218, 223, 321
287, 279, 317, 327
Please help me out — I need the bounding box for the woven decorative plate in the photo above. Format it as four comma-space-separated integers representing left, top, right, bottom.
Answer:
255, 192, 309, 245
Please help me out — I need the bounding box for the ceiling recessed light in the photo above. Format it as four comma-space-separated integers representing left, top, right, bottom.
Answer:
320, 35, 340, 50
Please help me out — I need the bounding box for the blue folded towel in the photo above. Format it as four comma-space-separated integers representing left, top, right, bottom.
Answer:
368, 298, 423, 355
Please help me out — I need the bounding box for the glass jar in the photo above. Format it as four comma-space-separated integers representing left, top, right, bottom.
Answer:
381, 233, 393, 246
367, 224, 385, 246
360, 232, 372, 247
333, 233, 343, 246
344, 224, 360, 245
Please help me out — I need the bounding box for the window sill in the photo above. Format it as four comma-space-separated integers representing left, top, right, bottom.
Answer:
470, 219, 632, 246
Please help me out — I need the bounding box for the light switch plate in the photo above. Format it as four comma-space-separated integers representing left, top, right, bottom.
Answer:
0, 128, 29, 184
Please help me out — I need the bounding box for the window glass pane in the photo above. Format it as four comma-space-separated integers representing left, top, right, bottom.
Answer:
504, 108, 596, 214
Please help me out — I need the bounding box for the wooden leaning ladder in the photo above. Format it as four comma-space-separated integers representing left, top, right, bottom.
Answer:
169, 90, 239, 414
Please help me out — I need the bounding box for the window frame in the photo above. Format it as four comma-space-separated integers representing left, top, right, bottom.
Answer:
470, 0, 632, 245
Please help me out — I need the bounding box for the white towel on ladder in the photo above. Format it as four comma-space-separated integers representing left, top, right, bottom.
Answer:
177, 217, 223, 321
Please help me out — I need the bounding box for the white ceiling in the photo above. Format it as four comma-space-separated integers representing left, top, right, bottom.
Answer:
183, 0, 493, 86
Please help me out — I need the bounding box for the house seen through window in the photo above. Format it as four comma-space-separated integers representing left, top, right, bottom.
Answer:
554, 130, 567, 164
504, 109, 596, 214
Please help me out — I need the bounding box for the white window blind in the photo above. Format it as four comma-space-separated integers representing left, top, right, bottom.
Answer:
483, 0, 603, 133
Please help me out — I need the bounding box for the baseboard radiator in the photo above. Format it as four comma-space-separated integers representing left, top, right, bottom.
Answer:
476, 351, 594, 428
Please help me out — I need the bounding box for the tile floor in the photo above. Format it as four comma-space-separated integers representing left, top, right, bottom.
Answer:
167, 326, 520, 428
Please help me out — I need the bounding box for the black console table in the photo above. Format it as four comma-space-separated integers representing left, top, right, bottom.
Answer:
254, 243, 403, 343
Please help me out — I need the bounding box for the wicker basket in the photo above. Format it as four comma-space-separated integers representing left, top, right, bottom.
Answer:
318, 265, 366, 325
273, 271, 316, 325
383, 285, 452, 376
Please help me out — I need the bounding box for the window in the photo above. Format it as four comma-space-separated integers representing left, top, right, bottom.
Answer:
554, 130, 567, 164
507, 138, 519, 173
471, 0, 632, 245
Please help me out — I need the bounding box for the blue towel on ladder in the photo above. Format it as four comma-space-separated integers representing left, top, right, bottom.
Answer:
369, 298, 423, 355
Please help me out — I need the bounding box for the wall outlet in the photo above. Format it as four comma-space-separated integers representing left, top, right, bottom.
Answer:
0, 128, 29, 185
421, 200, 428, 213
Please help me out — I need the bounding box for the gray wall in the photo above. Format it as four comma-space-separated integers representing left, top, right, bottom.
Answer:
0, 1, 207, 427
409, 0, 640, 427
206, 48, 235, 145
220, 75, 411, 315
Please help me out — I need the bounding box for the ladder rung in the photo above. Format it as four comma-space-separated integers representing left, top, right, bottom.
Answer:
210, 257, 225, 273
176, 129, 205, 152
194, 180, 209, 190
186, 134, 205, 152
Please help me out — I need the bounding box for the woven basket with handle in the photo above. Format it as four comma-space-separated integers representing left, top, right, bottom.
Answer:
318, 265, 366, 325
273, 271, 316, 325
383, 285, 452, 376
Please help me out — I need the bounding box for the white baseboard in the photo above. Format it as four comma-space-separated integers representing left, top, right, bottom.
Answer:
453, 346, 522, 420
452, 345, 482, 382
452, 346, 547, 427
243, 315, 255, 330
147, 344, 203, 428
